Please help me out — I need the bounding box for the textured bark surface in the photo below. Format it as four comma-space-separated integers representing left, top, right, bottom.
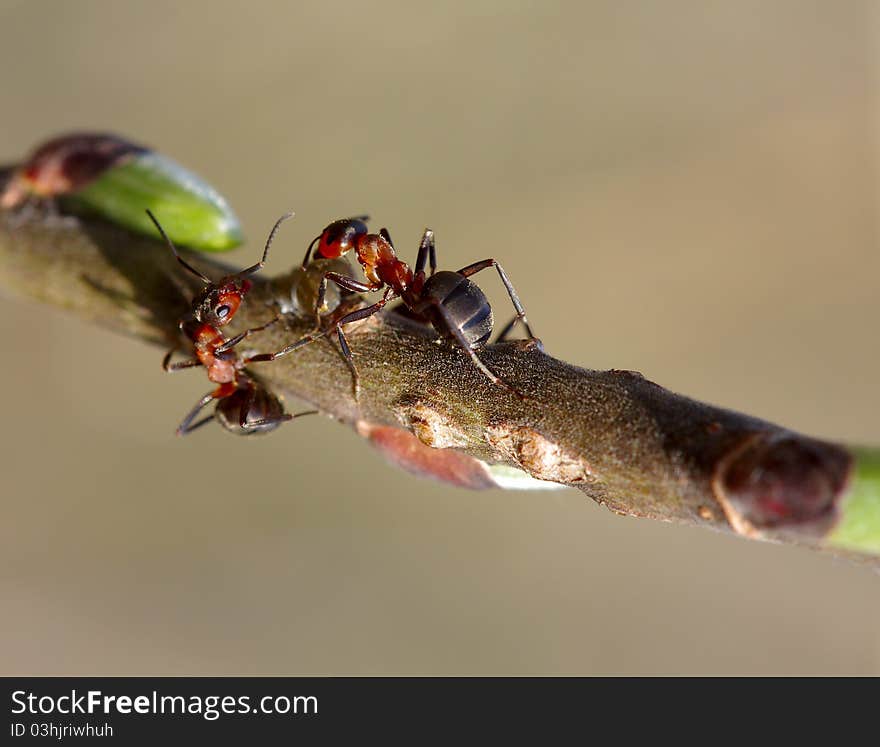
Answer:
0, 205, 866, 559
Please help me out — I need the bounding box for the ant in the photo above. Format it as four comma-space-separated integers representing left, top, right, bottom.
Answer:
147, 209, 313, 435
246, 217, 535, 397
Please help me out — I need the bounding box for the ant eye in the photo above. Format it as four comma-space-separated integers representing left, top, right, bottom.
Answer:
215, 304, 231, 319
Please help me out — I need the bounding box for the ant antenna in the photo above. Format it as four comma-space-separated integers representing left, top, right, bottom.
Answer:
146, 209, 211, 284
301, 234, 321, 270
240, 209, 295, 277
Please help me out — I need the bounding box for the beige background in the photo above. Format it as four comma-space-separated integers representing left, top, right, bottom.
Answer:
1, 1, 878, 675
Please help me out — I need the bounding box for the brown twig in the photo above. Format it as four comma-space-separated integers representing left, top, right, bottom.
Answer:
0, 209, 870, 562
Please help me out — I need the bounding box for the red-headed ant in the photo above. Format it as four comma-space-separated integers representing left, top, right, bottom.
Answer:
246, 218, 535, 397
147, 209, 314, 435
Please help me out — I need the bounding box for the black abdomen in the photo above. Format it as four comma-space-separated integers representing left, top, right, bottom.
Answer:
215, 384, 286, 435
421, 271, 493, 348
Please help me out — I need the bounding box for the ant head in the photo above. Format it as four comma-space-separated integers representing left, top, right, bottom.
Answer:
191, 277, 251, 328
316, 218, 369, 259
148, 208, 294, 329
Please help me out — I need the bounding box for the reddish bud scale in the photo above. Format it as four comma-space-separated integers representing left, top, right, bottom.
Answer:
4, 132, 245, 251
714, 433, 852, 534
1, 133, 144, 208
360, 424, 496, 489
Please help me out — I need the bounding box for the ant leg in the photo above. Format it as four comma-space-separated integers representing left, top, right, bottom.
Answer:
493, 315, 543, 345
335, 327, 360, 399
248, 294, 392, 364
457, 259, 535, 339
413, 229, 437, 277
162, 319, 202, 370
331, 291, 395, 326
162, 350, 201, 372
215, 315, 283, 355
176, 392, 217, 436
312, 274, 328, 327
176, 393, 218, 436
248, 295, 394, 405
245, 331, 325, 363
494, 315, 521, 344
301, 234, 321, 269
317, 272, 379, 309
318, 291, 391, 399
245, 409, 318, 430
312, 271, 381, 329
175, 383, 235, 436
178, 414, 216, 434
429, 299, 524, 398
327, 293, 395, 399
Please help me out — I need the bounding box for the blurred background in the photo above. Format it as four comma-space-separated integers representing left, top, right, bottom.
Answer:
1, 0, 878, 675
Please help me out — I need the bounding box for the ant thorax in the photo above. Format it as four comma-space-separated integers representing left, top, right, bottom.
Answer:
377, 260, 413, 293
352, 235, 383, 284
355, 234, 411, 289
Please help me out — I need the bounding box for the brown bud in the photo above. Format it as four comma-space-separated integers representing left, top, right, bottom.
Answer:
713, 433, 852, 535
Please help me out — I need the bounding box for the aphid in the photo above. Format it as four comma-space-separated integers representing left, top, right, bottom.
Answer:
1, 132, 243, 251
248, 218, 535, 396
149, 209, 305, 435
273, 254, 363, 318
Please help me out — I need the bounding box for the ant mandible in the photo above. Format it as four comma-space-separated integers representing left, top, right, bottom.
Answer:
246, 217, 535, 396
147, 209, 312, 435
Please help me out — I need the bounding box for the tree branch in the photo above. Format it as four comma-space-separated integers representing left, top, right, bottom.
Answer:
2, 206, 877, 563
